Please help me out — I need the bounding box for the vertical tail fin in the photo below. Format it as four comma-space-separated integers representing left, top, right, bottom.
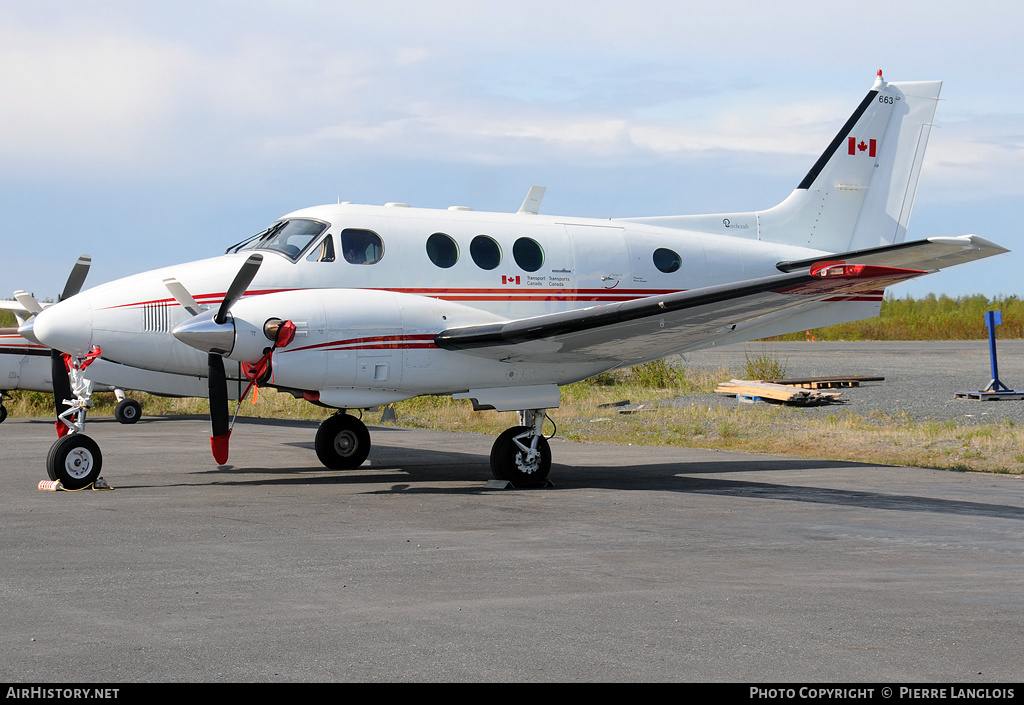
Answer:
758, 73, 942, 252
617, 73, 942, 255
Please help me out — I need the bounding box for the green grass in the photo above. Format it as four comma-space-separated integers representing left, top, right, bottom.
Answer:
771, 294, 1024, 341
743, 344, 788, 379
6, 359, 1024, 474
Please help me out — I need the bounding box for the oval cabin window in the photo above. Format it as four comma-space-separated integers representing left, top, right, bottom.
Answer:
512, 238, 544, 272
426, 232, 459, 268
470, 235, 502, 270
653, 247, 682, 273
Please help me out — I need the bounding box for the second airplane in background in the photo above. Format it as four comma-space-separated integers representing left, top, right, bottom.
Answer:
3, 259, 240, 428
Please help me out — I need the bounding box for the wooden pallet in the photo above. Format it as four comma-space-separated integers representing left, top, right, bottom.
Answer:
955, 391, 1024, 401
762, 375, 884, 389
715, 379, 842, 405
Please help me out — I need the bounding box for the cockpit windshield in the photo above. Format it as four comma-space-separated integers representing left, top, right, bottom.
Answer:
227, 219, 329, 261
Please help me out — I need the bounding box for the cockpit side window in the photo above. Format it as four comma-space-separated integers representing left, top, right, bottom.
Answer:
341, 229, 384, 265
306, 233, 336, 263
234, 219, 329, 261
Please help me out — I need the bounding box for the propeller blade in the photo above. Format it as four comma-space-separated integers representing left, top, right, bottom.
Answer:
163, 278, 203, 316
208, 353, 230, 465
59, 255, 92, 302
215, 254, 262, 325
13, 290, 43, 315
50, 350, 72, 437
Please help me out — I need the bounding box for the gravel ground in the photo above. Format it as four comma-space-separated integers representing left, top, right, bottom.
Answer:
670, 340, 1024, 426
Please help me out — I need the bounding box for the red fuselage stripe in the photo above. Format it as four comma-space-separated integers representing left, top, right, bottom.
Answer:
100, 287, 681, 310
285, 333, 437, 354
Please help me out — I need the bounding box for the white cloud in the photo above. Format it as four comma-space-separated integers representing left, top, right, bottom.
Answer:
0, 2, 1021, 201
922, 116, 1024, 201
0, 18, 379, 171
0, 21, 198, 165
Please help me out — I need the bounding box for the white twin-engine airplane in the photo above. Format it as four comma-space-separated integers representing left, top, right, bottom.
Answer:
24, 72, 1008, 489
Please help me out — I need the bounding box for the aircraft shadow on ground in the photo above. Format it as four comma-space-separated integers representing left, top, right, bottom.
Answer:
171, 434, 1024, 521
567, 464, 1024, 520
17, 414, 1022, 521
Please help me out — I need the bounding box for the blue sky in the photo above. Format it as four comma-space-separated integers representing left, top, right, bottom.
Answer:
2, 1, 1021, 300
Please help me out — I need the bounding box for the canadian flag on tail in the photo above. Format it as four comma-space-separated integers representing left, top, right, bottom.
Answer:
848, 136, 877, 157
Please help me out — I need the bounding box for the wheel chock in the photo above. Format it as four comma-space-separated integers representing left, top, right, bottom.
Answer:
484, 479, 554, 490
37, 478, 114, 491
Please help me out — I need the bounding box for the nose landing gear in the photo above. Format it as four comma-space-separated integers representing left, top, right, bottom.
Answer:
47, 433, 103, 489
46, 350, 104, 489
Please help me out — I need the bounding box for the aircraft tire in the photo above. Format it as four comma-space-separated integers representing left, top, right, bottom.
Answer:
115, 399, 143, 424
490, 426, 551, 486
315, 413, 371, 470
47, 434, 103, 490
0, 404, 7, 423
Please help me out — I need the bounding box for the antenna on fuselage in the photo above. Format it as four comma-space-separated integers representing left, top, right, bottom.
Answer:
517, 186, 546, 215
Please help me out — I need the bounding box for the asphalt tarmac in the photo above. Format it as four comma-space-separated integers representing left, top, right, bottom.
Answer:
2, 409, 1023, 682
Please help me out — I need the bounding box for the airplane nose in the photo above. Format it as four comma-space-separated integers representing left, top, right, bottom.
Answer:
31, 295, 94, 355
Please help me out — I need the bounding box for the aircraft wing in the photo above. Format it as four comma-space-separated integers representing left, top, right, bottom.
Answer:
435, 263, 926, 366
0, 301, 34, 315
0, 300, 38, 327
435, 235, 1007, 367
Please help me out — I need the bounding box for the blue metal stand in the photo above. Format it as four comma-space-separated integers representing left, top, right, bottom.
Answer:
956, 310, 1023, 400
982, 310, 1011, 392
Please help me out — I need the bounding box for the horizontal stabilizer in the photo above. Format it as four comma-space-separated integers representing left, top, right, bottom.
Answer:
776, 235, 1009, 273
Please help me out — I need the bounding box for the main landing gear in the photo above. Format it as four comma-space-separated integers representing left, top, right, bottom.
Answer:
489, 409, 552, 486
315, 412, 372, 469
311, 407, 553, 486
113, 390, 143, 424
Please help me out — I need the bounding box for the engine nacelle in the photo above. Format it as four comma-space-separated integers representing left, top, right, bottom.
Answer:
225, 289, 507, 405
